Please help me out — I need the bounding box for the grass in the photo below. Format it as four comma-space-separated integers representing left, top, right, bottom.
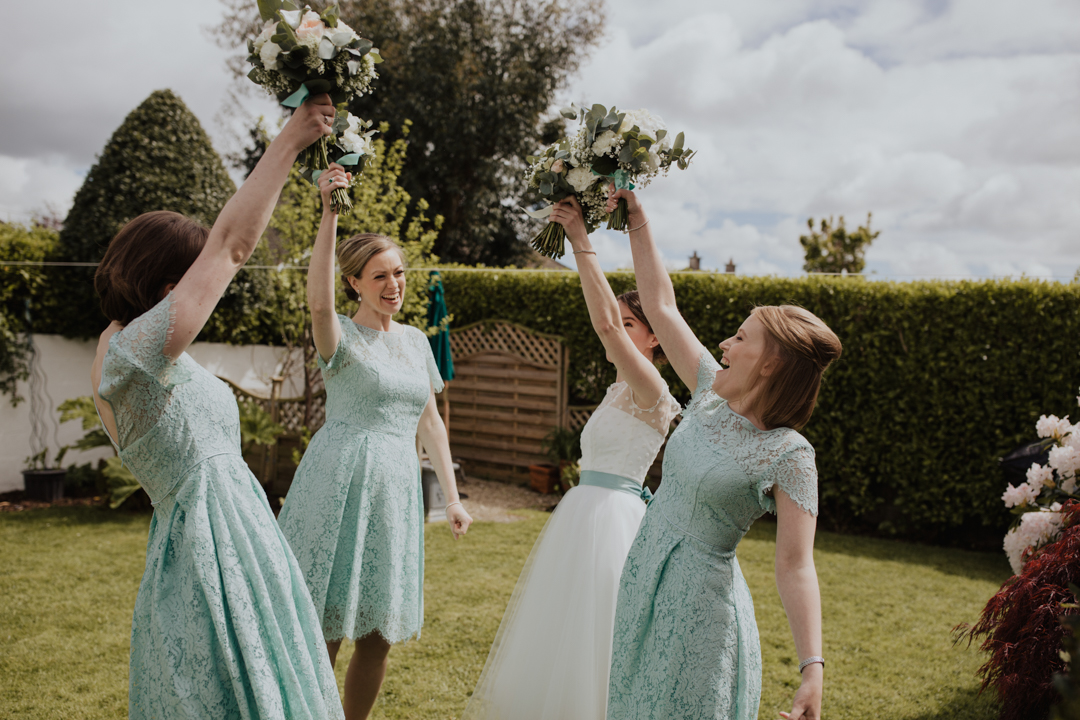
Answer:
0, 506, 1008, 719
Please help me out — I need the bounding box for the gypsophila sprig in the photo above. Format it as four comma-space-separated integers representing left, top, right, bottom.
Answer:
247, 0, 382, 214
1000, 390, 1080, 573
522, 103, 696, 258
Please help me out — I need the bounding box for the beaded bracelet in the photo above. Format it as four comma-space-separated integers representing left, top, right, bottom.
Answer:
798, 656, 825, 673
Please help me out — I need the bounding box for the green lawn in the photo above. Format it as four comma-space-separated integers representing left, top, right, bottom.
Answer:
0, 506, 1006, 719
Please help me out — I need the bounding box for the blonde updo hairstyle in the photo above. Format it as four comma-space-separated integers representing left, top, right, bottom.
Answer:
337, 233, 405, 302
750, 305, 843, 431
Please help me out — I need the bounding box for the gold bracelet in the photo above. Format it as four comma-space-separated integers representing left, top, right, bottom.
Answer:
573, 250, 596, 255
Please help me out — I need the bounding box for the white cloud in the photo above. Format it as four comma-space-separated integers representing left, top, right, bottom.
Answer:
562, 0, 1080, 279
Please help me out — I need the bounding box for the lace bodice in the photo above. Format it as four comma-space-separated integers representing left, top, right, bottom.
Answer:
579, 381, 680, 484
320, 316, 444, 436
98, 294, 242, 504
652, 352, 818, 550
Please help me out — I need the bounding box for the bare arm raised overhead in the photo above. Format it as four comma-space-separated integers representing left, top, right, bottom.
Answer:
165, 95, 336, 359
606, 187, 710, 394
308, 162, 353, 363
550, 197, 667, 409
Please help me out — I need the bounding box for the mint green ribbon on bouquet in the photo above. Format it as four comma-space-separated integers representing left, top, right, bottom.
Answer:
310, 154, 363, 185
592, 168, 635, 191
282, 84, 311, 108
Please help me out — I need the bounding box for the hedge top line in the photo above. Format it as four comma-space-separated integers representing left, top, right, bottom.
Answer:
1, 260, 1075, 282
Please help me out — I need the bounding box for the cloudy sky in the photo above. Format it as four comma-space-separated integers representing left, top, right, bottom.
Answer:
2, 0, 1078, 279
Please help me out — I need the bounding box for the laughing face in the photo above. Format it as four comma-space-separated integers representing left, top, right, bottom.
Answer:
349, 249, 406, 316
713, 313, 774, 415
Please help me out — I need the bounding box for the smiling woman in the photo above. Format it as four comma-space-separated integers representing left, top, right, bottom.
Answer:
277, 165, 471, 720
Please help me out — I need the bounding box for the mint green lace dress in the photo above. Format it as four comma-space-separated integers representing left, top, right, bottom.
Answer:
606, 352, 819, 720
278, 317, 443, 643
97, 294, 343, 720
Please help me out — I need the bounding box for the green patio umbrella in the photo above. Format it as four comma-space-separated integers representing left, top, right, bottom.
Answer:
427, 271, 454, 382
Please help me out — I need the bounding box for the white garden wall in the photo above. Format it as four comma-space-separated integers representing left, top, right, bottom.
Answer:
0, 335, 303, 493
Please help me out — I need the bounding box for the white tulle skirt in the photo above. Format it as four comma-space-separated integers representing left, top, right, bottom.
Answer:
462, 484, 647, 720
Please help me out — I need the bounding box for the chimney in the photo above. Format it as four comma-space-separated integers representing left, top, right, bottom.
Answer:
725, 258, 736, 274
688, 251, 701, 271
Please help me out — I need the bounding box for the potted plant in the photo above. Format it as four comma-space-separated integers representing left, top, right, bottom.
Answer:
21, 447, 68, 502
530, 426, 582, 494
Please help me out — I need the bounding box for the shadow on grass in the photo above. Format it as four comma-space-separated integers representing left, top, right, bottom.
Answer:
0, 504, 150, 529
901, 684, 999, 720
748, 518, 1011, 585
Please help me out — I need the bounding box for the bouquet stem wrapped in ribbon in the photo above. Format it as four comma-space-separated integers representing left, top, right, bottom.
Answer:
523, 103, 696, 258
247, 0, 382, 213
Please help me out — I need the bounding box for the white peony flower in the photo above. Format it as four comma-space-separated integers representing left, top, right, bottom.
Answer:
1002, 482, 1039, 508
567, 167, 599, 193
592, 130, 619, 156
1037, 414, 1071, 439
1026, 463, 1055, 489
259, 40, 283, 70
1050, 445, 1080, 476
1003, 509, 1065, 574
618, 108, 666, 142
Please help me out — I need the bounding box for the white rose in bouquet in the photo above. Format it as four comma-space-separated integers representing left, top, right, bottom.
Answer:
592, 130, 619, 156
619, 108, 665, 142
296, 10, 326, 45
340, 114, 375, 156
260, 40, 283, 70
567, 167, 599, 193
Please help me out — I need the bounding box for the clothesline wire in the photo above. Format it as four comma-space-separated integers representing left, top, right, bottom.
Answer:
0, 260, 1073, 281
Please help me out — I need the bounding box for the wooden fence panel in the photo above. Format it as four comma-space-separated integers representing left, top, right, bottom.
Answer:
443, 321, 568, 484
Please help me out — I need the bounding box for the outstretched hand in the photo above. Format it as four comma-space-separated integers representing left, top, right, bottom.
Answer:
779, 668, 822, 720
319, 162, 352, 212
549, 197, 589, 247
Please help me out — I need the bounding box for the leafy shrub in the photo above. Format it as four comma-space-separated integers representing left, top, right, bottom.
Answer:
439, 271, 1080, 545
47, 89, 237, 339
0, 222, 58, 405
959, 502, 1080, 720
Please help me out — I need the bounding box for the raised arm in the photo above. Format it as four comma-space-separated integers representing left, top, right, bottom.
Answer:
606, 188, 709, 393
164, 96, 336, 359
550, 198, 665, 409
308, 163, 353, 362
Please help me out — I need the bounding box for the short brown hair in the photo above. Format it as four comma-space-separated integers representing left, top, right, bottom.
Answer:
337, 233, 405, 302
95, 211, 209, 326
616, 289, 666, 364
751, 305, 842, 430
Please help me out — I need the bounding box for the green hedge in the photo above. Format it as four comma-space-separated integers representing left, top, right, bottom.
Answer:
439, 270, 1080, 547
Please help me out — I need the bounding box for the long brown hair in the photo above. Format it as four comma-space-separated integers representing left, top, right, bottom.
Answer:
337, 233, 405, 302
616, 289, 666, 364
751, 305, 842, 430
94, 211, 208, 325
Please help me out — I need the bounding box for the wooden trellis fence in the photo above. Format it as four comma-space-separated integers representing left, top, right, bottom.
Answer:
440, 320, 569, 484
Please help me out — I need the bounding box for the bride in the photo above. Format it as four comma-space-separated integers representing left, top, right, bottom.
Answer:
462, 197, 680, 720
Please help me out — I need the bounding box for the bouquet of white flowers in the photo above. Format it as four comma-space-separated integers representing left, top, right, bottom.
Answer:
1000, 394, 1080, 573
523, 103, 695, 259
247, 0, 382, 213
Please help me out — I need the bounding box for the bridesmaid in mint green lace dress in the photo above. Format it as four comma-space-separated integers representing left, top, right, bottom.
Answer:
90, 97, 344, 719
278, 163, 472, 720
603, 189, 842, 720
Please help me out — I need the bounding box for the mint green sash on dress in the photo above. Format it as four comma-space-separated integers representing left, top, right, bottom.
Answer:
578, 470, 652, 503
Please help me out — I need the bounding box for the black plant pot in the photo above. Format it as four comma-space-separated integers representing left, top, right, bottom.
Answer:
22, 469, 67, 503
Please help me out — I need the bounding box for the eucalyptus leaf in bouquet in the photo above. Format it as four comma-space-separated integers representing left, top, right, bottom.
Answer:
246, 0, 383, 213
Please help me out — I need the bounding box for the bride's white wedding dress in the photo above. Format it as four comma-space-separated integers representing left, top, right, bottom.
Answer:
462, 381, 680, 720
